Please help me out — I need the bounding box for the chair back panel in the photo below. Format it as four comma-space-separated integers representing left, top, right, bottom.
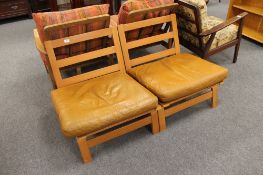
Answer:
177, 0, 207, 22
176, 0, 208, 49
43, 14, 110, 59
118, 14, 180, 70
45, 26, 125, 88
125, 3, 178, 41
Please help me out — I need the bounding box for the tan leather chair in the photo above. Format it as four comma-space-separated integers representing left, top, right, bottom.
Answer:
175, 0, 247, 63
45, 23, 159, 163
118, 14, 228, 131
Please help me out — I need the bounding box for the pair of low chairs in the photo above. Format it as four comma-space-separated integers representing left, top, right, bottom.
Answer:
34, 0, 247, 89
43, 11, 228, 163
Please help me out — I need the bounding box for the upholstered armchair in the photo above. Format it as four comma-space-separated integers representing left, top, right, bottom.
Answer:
176, 0, 247, 63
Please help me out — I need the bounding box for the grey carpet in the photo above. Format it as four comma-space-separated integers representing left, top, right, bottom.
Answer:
1, 1, 263, 175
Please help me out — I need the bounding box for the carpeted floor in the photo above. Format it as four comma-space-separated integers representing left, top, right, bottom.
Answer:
1, 1, 263, 175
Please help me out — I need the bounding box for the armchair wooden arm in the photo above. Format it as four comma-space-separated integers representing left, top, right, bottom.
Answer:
200, 12, 248, 37
201, 12, 248, 60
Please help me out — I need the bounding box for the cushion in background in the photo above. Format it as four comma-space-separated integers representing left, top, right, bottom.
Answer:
118, 0, 174, 41
33, 5, 109, 57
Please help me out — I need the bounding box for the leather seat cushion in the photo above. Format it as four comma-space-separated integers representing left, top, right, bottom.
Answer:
51, 72, 158, 137
128, 53, 228, 103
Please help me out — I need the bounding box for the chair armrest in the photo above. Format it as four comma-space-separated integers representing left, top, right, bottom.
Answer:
200, 12, 248, 37
33, 29, 47, 54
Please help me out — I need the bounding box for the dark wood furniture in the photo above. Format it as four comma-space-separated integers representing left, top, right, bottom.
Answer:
48, 0, 121, 14
29, 0, 50, 12
227, 0, 263, 44
176, 0, 247, 63
0, 0, 31, 20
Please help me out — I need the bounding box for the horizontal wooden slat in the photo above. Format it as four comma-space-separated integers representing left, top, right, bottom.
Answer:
44, 15, 110, 33
58, 65, 120, 88
131, 48, 176, 66
127, 32, 174, 49
56, 46, 115, 68
165, 91, 212, 117
122, 15, 172, 32
87, 116, 152, 147
128, 4, 177, 19
46, 28, 112, 48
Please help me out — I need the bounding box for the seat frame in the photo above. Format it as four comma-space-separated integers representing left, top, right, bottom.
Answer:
118, 14, 223, 131
45, 25, 159, 164
176, 0, 247, 63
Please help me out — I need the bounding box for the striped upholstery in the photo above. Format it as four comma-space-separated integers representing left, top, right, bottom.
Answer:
33, 5, 109, 59
118, 0, 174, 41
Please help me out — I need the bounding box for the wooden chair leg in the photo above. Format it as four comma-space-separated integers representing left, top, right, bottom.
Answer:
157, 106, 166, 131
151, 110, 159, 134
76, 136, 92, 164
233, 42, 241, 63
211, 85, 219, 108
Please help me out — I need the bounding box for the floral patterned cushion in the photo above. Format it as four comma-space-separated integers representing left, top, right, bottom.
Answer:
178, 16, 238, 50
33, 5, 109, 58
202, 16, 238, 49
177, 0, 207, 21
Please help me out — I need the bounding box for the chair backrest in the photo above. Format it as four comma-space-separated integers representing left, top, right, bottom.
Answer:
118, 14, 180, 71
45, 25, 125, 88
176, 0, 207, 22
176, 0, 208, 49
119, 2, 177, 41
43, 14, 110, 59
33, 4, 110, 58
176, 0, 208, 33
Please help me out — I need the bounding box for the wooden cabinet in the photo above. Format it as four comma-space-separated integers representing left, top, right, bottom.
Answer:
48, 0, 121, 14
227, 0, 263, 43
30, 0, 50, 12
0, 0, 31, 20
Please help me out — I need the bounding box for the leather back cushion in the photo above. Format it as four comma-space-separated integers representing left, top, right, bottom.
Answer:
33, 5, 109, 58
118, 0, 174, 41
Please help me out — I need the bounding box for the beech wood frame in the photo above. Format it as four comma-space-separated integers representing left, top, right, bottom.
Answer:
40, 14, 111, 88
124, 3, 178, 49
45, 26, 159, 164
176, 0, 247, 63
118, 14, 222, 131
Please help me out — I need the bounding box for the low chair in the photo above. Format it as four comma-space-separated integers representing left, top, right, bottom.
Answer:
45, 25, 159, 163
175, 0, 247, 63
118, 14, 228, 131
33, 5, 111, 88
